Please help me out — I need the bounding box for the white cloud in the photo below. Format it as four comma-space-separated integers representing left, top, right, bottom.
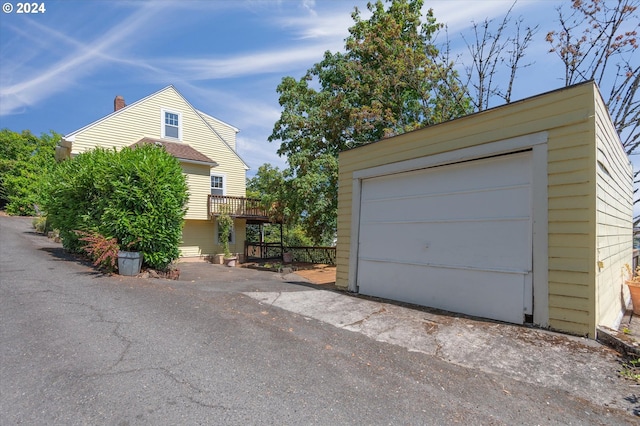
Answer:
0, 2, 170, 115
237, 135, 287, 173
301, 0, 317, 16
429, 0, 533, 32
159, 43, 337, 81
274, 10, 354, 41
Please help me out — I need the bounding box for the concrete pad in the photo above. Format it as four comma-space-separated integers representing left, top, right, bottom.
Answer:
243, 288, 629, 409
245, 290, 384, 329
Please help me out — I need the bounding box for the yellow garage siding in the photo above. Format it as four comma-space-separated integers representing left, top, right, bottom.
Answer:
339, 84, 593, 284
594, 91, 633, 329
530, 94, 596, 336
338, 82, 632, 338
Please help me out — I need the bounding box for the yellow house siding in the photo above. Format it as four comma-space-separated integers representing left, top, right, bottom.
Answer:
182, 163, 211, 220
338, 82, 626, 338
71, 88, 194, 153
64, 86, 250, 261
210, 218, 246, 256
229, 219, 246, 256
594, 91, 633, 329
70, 86, 246, 220
180, 218, 246, 258
181, 219, 216, 258
216, 162, 247, 197
199, 112, 238, 151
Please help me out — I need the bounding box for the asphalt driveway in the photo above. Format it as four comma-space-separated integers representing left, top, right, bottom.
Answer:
180, 258, 640, 417
1, 215, 638, 424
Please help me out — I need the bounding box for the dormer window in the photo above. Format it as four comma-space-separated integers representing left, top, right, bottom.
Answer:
162, 109, 181, 139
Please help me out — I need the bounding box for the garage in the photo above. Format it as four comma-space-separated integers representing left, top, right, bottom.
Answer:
336, 82, 633, 338
357, 151, 533, 324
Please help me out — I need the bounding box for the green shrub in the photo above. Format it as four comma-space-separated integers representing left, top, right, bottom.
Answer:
0, 129, 58, 215
41, 144, 188, 270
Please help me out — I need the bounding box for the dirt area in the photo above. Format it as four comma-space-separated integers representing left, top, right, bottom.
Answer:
240, 261, 336, 285
292, 264, 336, 285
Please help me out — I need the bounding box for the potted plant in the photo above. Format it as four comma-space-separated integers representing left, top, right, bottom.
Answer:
218, 210, 237, 267
625, 264, 640, 314
118, 237, 144, 276
118, 249, 144, 276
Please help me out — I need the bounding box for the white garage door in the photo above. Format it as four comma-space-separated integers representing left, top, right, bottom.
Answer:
357, 151, 533, 324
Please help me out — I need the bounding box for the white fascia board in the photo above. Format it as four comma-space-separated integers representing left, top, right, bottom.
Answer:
181, 159, 219, 167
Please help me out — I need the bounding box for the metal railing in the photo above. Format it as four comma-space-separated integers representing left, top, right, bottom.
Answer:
286, 246, 336, 265
245, 242, 284, 261
245, 242, 336, 265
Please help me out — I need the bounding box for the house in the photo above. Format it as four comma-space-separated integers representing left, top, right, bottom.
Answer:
336, 81, 633, 338
55, 85, 274, 261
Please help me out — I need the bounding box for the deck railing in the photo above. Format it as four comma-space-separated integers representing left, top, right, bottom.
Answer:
287, 246, 336, 265
208, 195, 275, 221
245, 242, 336, 265
245, 242, 284, 261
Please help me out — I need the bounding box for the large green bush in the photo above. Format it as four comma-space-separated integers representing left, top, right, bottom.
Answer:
0, 129, 58, 215
41, 144, 188, 270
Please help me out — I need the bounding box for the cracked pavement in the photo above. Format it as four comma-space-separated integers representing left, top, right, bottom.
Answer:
1, 215, 639, 424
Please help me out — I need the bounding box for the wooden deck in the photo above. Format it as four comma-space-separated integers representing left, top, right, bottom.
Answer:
208, 195, 281, 223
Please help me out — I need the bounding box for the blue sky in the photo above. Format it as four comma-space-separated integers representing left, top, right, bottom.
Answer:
0, 0, 631, 176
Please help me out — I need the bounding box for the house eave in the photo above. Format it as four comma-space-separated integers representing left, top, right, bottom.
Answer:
180, 159, 219, 167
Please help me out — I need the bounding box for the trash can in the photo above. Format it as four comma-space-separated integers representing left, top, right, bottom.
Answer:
118, 251, 143, 276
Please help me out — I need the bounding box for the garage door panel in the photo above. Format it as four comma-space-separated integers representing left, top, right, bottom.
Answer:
359, 219, 531, 271
363, 152, 531, 200
357, 260, 527, 324
360, 185, 531, 223
356, 151, 533, 324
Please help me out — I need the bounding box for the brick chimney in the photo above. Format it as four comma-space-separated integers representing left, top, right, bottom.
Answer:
114, 95, 125, 111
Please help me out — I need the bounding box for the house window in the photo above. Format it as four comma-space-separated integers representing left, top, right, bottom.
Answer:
211, 174, 224, 196
162, 109, 181, 139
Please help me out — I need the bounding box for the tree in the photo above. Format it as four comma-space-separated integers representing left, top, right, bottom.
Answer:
546, 0, 639, 155
442, 0, 637, 221
246, 164, 314, 247
546, 0, 639, 224
246, 163, 290, 223
269, 0, 472, 244
440, 1, 538, 111
0, 129, 59, 215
